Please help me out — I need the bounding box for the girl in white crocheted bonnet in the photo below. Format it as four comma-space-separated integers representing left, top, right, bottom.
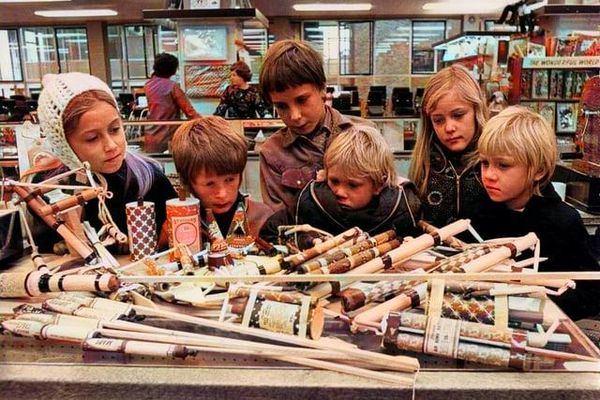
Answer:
23, 72, 176, 251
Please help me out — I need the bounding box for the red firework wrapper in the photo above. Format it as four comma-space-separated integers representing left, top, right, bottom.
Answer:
166, 197, 201, 261
126, 201, 157, 261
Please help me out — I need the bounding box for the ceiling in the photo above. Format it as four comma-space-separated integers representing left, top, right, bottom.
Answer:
0, 0, 511, 27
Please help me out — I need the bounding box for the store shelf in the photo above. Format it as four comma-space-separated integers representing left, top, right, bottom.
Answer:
540, 4, 600, 15
432, 31, 511, 50
142, 8, 268, 28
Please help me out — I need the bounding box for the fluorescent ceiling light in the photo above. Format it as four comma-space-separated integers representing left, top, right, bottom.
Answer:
35, 9, 117, 17
423, 0, 514, 14
293, 3, 372, 12
1, 0, 69, 2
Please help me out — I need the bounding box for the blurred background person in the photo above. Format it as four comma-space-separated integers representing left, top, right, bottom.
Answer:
144, 52, 200, 153
214, 60, 269, 119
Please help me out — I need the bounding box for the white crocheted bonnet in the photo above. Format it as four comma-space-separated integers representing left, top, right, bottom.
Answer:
38, 72, 117, 170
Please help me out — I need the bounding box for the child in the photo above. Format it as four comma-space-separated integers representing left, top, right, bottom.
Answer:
258, 39, 374, 212
409, 64, 491, 228
144, 52, 201, 153
28, 72, 176, 252
169, 116, 274, 248
478, 106, 600, 320
260, 124, 421, 248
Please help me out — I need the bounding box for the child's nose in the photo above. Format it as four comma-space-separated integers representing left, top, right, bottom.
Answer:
289, 105, 302, 121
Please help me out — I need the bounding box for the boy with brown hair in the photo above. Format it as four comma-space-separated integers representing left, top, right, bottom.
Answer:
258, 39, 374, 212
477, 106, 600, 320
169, 116, 273, 250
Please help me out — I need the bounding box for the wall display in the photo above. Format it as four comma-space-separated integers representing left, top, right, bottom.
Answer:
555, 38, 577, 57
182, 27, 228, 61
538, 102, 556, 131
186, 0, 220, 9
557, 102, 579, 133
549, 70, 564, 99
520, 69, 532, 99
520, 101, 538, 114
527, 42, 546, 57
531, 69, 549, 99
184, 64, 231, 98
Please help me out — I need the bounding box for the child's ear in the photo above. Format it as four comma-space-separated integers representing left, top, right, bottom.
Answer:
533, 169, 545, 182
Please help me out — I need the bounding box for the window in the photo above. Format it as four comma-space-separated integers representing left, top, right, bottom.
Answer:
303, 21, 339, 78
339, 21, 372, 75
108, 25, 157, 92
0, 29, 23, 82
411, 21, 446, 74
56, 28, 90, 74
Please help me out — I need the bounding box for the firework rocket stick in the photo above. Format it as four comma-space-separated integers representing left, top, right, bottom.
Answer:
324, 239, 402, 275
132, 304, 420, 373
298, 230, 396, 274
306, 219, 472, 299
282, 227, 363, 269
351, 219, 472, 275
458, 233, 539, 273
418, 220, 468, 250
9, 184, 95, 262
37, 188, 104, 216
0, 271, 119, 298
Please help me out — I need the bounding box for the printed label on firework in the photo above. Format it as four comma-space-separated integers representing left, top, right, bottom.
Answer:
171, 215, 201, 253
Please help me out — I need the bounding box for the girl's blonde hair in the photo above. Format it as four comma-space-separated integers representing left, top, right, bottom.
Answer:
409, 64, 489, 196
324, 124, 397, 188
478, 106, 557, 196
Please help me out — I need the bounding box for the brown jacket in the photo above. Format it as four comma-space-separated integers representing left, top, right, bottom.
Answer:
258, 105, 374, 212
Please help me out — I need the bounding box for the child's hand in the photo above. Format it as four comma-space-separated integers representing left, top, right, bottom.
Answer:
316, 169, 326, 182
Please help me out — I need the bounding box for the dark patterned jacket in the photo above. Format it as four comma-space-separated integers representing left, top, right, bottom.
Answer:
214, 85, 269, 119
260, 180, 421, 248
421, 141, 491, 229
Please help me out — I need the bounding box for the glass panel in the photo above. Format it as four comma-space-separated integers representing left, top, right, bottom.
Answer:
56, 28, 90, 74
374, 20, 410, 75
159, 26, 178, 54
339, 21, 372, 75
242, 23, 268, 84
22, 27, 58, 82
411, 21, 445, 74
108, 25, 125, 89
0, 29, 23, 81
125, 26, 149, 80
143, 26, 156, 78
303, 21, 339, 79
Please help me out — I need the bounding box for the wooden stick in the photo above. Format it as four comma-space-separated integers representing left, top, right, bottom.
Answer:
119, 270, 600, 284
132, 304, 420, 373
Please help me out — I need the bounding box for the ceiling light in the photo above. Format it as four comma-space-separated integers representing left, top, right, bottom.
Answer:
34, 9, 118, 17
423, 1, 514, 14
0, 0, 70, 3
293, 3, 372, 12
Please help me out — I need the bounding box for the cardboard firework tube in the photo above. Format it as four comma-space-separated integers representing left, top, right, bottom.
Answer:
228, 285, 316, 305
42, 298, 128, 321
341, 279, 422, 312
1, 319, 91, 343
10, 184, 96, 262
16, 312, 103, 330
166, 195, 201, 260
239, 291, 325, 340
418, 220, 467, 250
458, 233, 539, 273
83, 337, 190, 359
0, 271, 118, 298
298, 230, 396, 274
37, 188, 104, 216
352, 283, 428, 328
126, 200, 157, 261
282, 227, 362, 269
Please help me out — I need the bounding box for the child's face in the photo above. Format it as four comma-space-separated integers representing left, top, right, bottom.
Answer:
430, 91, 476, 152
270, 83, 325, 136
66, 101, 126, 174
191, 170, 241, 215
481, 154, 534, 210
327, 165, 382, 210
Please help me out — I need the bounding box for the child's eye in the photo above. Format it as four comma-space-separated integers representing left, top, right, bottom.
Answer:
297, 96, 307, 105
452, 112, 465, 119
348, 182, 361, 189
432, 118, 443, 125
480, 160, 489, 167
85, 136, 98, 142
274, 103, 288, 110
225, 176, 236, 183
